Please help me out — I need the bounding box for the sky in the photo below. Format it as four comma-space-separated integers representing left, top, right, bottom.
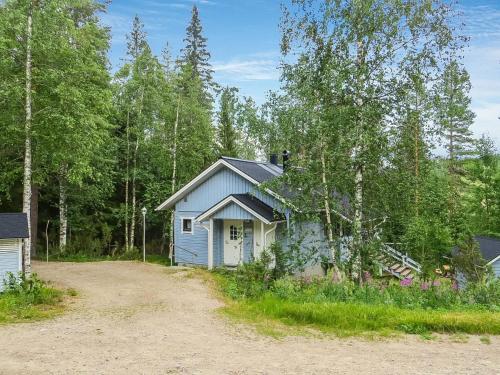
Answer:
103, 0, 500, 148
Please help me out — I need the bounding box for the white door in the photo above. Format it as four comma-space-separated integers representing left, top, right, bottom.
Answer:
223, 220, 243, 266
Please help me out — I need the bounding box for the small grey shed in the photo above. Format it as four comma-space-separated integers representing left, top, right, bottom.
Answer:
0, 213, 28, 291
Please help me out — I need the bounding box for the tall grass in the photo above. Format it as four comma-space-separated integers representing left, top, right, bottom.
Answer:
214, 266, 500, 336
0, 273, 64, 324
238, 296, 500, 336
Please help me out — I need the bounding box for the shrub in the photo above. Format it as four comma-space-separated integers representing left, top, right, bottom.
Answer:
2, 272, 61, 306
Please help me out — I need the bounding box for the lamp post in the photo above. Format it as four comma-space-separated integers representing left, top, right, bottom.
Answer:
141, 207, 147, 262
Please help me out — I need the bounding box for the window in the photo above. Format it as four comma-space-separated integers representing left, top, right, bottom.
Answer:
182, 218, 193, 234
230, 225, 239, 240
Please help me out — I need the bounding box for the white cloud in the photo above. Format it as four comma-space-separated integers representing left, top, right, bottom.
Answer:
213, 57, 279, 81
461, 5, 500, 40
463, 44, 500, 147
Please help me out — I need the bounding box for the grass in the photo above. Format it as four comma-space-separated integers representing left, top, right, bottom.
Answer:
0, 285, 66, 324
209, 271, 500, 338
37, 253, 172, 266
219, 295, 500, 337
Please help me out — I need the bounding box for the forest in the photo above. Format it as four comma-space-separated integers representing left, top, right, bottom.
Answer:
0, 0, 499, 278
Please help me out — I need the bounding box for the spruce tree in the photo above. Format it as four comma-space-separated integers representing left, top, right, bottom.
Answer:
180, 5, 213, 91
217, 86, 239, 157
435, 61, 476, 163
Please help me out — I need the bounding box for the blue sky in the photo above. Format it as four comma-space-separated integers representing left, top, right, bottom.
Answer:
103, 0, 500, 147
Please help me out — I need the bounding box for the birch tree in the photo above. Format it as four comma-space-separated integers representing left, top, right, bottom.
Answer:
280, 0, 459, 281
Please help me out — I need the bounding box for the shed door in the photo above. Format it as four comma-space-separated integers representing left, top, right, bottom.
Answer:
0, 239, 21, 291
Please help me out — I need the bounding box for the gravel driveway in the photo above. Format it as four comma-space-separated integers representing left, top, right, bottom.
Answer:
0, 261, 497, 374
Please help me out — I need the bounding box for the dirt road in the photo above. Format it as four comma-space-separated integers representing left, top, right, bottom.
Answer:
0, 261, 497, 374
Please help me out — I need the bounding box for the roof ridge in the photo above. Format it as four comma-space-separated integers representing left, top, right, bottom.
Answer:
221, 156, 269, 164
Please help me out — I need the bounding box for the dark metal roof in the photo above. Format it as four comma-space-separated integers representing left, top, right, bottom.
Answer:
475, 236, 500, 263
0, 213, 29, 239
231, 194, 284, 222
222, 157, 283, 183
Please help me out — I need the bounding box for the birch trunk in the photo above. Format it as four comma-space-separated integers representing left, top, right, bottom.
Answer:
169, 98, 180, 262
22, 1, 33, 275
352, 39, 365, 282
59, 167, 68, 252
320, 148, 338, 273
129, 139, 138, 250
129, 88, 144, 251
124, 110, 130, 252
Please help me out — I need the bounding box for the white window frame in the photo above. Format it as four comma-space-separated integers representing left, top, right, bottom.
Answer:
181, 217, 194, 234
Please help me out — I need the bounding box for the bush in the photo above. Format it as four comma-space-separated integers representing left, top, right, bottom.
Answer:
2, 272, 48, 304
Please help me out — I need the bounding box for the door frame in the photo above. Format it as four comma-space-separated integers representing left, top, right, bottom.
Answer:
223, 220, 243, 266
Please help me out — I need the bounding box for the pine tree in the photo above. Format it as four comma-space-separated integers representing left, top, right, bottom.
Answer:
217, 86, 239, 157
180, 5, 213, 93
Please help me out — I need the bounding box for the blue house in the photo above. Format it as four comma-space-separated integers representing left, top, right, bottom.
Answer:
156, 154, 329, 271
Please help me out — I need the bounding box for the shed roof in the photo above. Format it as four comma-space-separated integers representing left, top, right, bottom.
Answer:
475, 236, 500, 263
0, 213, 29, 239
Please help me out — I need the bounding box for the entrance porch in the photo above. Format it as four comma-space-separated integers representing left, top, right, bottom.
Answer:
195, 194, 284, 269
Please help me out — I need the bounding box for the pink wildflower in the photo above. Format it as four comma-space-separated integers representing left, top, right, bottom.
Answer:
400, 278, 413, 287
432, 280, 441, 287
420, 282, 429, 291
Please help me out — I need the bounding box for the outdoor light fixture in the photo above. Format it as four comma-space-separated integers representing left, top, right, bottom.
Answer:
141, 207, 147, 262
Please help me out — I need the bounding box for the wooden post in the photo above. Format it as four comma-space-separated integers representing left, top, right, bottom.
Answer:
208, 219, 214, 270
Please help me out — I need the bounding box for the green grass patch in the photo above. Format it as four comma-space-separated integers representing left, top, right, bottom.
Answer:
0, 285, 64, 324
220, 294, 500, 337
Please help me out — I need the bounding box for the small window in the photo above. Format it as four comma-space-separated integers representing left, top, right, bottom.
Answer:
230, 225, 239, 240
182, 218, 193, 234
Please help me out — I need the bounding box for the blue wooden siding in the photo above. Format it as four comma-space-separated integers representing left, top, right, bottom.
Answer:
174, 211, 207, 265
492, 259, 500, 278
174, 167, 281, 266
243, 221, 254, 262
176, 168, 280, 212
213, 202, 255, 220
276, 221, 329, 266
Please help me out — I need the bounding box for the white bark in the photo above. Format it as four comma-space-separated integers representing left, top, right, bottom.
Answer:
169, 98, 180, 262
129, 89, 145, 251
22, 1, 33, 276
320, 148, 337, 271
129, 139, 138, 250
59, 169, 68, 251
124, 110, 130, 252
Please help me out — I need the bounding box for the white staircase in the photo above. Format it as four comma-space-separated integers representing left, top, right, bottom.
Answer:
376, 243, 421, 279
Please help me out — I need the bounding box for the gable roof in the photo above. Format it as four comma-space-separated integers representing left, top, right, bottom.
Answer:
475, 236, 500, 264
195, 194, 285, 224
156, 157, 284, 211
0, 213, 29, 239
222, 157, 283, 183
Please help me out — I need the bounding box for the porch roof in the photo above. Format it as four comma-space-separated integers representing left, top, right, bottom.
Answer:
195, 194, 285, 225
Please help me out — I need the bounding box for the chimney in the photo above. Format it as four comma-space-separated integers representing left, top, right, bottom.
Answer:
282, 150, 290, 171
269, 153, 278, 165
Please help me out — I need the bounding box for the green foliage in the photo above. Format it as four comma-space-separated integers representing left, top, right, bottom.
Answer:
216, 271, 500, 335
232, 296, 500, 336
0, 272, 63, 324
452, 235, 489, 283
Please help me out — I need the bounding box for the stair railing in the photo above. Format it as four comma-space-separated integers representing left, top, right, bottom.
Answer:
381, 243, 421, 274
174, 244, 198, 265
